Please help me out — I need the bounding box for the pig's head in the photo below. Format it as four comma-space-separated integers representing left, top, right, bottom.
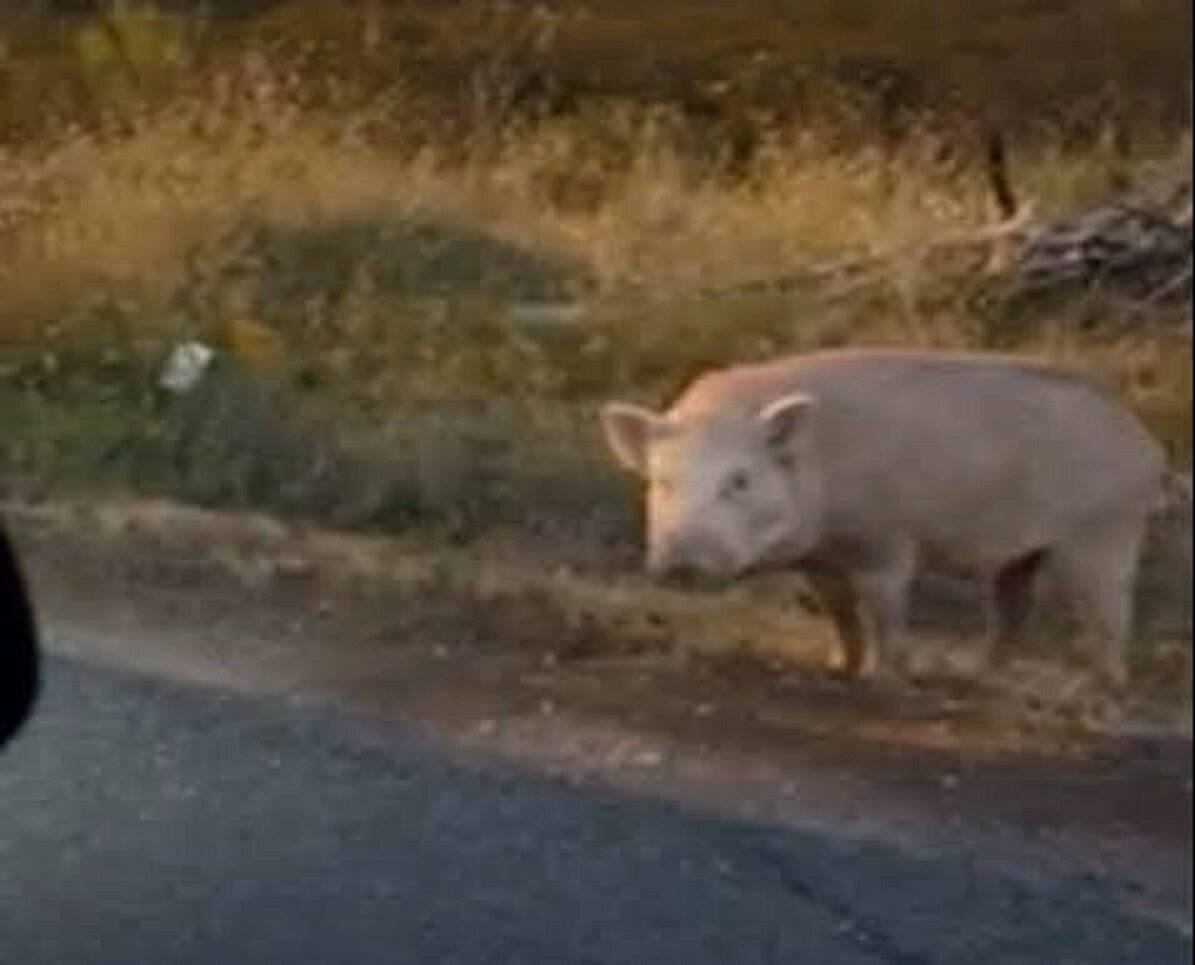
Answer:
600, 393, 823, 581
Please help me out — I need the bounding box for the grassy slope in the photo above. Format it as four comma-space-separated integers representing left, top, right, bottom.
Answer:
0, 19, 1188, 875
0, 5, 1189, 685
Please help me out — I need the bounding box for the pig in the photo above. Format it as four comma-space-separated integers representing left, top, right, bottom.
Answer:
600, 348, 1168, 685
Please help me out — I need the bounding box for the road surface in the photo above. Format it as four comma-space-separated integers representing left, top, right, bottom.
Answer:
1, 654, 1188, 964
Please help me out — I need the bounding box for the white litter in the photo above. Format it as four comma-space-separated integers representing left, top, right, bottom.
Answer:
159, 341, 215, 394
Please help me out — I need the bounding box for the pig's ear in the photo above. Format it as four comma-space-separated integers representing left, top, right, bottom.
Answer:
758, 393, 816, 453
600, 402, 669, 474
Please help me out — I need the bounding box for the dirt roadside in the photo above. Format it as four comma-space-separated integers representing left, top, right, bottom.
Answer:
5, 497, 1191, 931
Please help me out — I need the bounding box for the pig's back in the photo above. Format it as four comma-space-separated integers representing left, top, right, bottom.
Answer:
673, 350, 1164, 560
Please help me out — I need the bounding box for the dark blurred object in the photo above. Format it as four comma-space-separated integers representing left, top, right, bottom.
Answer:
0, 523, 39, 750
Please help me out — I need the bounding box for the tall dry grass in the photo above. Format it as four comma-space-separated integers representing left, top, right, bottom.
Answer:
2, 54, 1186, 327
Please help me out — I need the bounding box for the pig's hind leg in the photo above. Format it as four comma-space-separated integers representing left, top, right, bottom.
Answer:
1051, 516, 1150, 689
983, 549, 1048, 669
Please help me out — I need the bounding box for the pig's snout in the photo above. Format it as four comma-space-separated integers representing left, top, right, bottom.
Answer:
646, 529, 736, 582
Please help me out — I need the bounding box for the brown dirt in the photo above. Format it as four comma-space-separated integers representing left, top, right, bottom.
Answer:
5, 496, 1192, 931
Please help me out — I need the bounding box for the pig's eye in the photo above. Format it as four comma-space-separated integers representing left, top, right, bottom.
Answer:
721, 470, 752, 498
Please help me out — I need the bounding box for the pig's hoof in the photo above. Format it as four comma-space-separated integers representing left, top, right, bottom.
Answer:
983, 640, 1020, 672
1095, 662, 1130, 694
852, 656, 902, 688
826, 663, 859, 683
825, 647, 864, 680
870, 665, 905, 688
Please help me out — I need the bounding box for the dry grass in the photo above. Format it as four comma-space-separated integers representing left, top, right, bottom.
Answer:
0, 81, 1186, 313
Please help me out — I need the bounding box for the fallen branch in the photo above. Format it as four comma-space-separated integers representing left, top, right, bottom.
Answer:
1135, 265, 1193, 307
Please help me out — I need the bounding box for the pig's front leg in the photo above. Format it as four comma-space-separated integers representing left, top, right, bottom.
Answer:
848, 550, 917, 681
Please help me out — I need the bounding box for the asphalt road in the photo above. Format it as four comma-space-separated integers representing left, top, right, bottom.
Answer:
1, 655, 1189, 965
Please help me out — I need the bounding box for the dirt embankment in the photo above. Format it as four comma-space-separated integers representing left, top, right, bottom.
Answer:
5, 496, 1192, 929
